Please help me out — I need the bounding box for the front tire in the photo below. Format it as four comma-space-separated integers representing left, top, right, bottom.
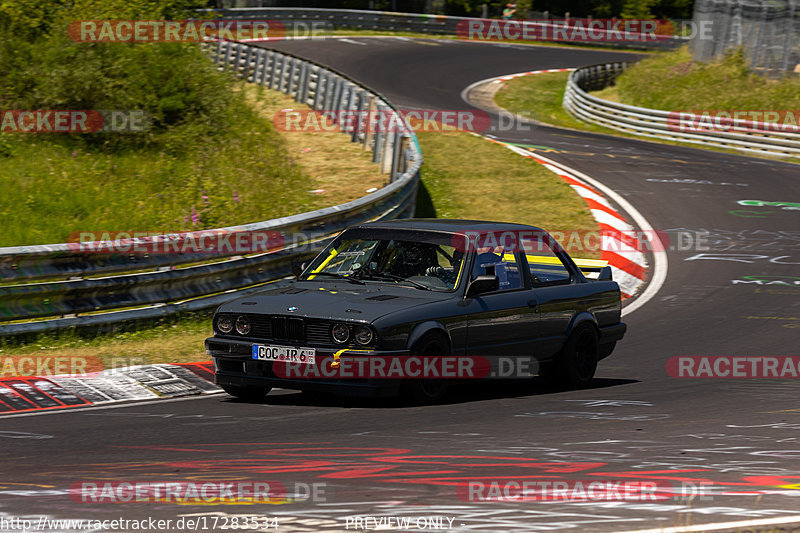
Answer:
540, 323, 599, 389
220, 384, 271, 401
402, 334, 449, 404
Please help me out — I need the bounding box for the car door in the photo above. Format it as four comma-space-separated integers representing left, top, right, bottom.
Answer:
523, 241, 585, 360
464, 250, 538, 376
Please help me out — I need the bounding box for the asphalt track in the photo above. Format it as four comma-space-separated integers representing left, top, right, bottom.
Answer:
2, 37, 800, 532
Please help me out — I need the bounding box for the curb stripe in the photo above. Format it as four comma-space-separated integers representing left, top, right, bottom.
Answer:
0, 362, 219, 413
484, 136, 649, 297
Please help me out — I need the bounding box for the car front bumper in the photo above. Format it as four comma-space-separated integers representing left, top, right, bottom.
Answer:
206, 337, 410, 397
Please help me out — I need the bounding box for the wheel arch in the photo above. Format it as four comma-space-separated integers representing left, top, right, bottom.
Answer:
566, 311, 600, 338
406, 321, 451, 352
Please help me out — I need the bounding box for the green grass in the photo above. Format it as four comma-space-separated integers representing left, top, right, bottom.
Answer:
495, 70, 611, 134
605, 46, 800, 110
494, 45, 800, 162
0, 92, 314, 247
415, 131, 597, 236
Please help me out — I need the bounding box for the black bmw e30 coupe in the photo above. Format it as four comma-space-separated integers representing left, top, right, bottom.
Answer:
206, 219, 626, 402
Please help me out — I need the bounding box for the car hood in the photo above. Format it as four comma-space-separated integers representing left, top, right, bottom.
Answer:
218, 281, 453, 323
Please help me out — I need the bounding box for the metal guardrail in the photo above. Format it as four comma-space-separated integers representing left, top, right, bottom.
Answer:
208, 7, 683, 51
563, 62, 800, 158
0, 40, 422, 336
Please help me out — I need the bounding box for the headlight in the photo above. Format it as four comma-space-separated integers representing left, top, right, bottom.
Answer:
354, 325, 374, 346
331, 323, 350, 344
235, 315, 251, 335
217, 315, 233, 334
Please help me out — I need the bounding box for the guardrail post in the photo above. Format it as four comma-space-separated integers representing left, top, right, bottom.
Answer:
223, 41, 233, 70
298, 63, 309, 103
261, 51, 272, 85
380, 115, 395, 174
215, 39, 223, 66
389, 130, 403, 180
342, 84, 355, 134
289, 58, 300, 97
352, 90, 365, 142
269, 53, 281, 89
279, 55, 290, 92
313, 70, 326, 110
243, 47, 253, 81
331, 77, 343, 117
372, 105, 385, 163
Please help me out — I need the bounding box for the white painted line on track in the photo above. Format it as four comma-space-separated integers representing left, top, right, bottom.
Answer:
337, 38, 367, 46
623, 515, 800, 533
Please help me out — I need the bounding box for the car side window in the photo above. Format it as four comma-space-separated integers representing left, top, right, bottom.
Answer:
471, 250, 523, 291
524, 238, 572, 286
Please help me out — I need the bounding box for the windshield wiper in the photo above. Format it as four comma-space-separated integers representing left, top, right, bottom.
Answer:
306, 272, 365, 284
358, 272, 432, 291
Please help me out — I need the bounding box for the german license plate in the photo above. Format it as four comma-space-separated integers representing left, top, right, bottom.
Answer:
252, 344, 315, 365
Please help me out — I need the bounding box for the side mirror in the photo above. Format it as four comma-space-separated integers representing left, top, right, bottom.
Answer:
292, 261, 308, 278
465, 275, 499, 298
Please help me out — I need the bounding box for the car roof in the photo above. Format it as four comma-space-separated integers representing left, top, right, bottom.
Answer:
352, 218, 545, 235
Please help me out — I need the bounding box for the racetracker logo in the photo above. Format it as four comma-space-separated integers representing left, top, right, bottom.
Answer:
0, 356, 102, 377
67, 230, 286, 255
450, 229, 669, 254
666, 356, 800, 378
668, 110, 800, 134
272, 109, 492, 133
0, 110, 149, 133
273, 355, 493, 380
67, 19, 285, 43
68, 481, 326, 504
458, 480, 676, 501
456, 19, 675, 42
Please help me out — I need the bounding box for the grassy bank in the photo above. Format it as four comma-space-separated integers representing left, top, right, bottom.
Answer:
599, 46, 800, 110
0, 83, 385, 247
415, 131, 596, 235
495, 45, 800, 160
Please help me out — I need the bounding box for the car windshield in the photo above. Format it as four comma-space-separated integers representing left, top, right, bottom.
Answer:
300, 230, 465, 291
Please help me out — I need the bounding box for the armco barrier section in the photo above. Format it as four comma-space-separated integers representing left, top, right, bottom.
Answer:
209, 7, 683, 50
0, 41, 421, 335
563, 62, 800, 158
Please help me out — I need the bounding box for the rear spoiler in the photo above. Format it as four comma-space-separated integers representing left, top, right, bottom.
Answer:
524, 255, 612, 281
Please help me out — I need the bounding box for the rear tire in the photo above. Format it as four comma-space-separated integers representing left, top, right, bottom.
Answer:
221, 384, 271, 401
540, 323, 599, 389
402, 334, 449, 404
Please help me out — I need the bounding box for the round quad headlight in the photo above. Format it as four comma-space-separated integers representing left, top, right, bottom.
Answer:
235, 315, 251, 335
354, 325, 374, 346
331, 323, 350, 344
217, 315, 233, 334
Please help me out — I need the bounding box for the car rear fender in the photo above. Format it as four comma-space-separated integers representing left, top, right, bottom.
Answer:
566, 312, 599, 339
407, 321, 451, 352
